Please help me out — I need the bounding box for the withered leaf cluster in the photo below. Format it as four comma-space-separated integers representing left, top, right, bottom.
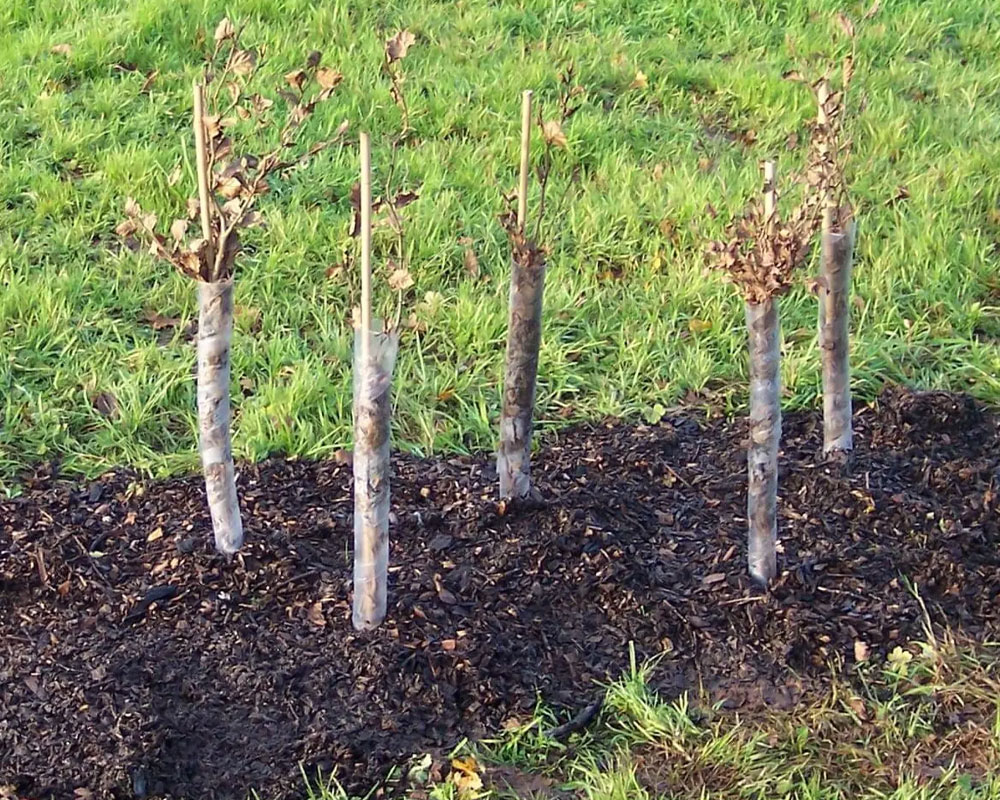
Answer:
499, 207, 547, 272
805, 67, 854, 231
348, 183, 420, 239
116, 19, 348, 282
706, 193, 820, 305
532, 64, 583, 238
384, 30, 416, 136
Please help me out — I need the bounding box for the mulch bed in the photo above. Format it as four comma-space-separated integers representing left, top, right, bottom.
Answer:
3, 387, 999, 799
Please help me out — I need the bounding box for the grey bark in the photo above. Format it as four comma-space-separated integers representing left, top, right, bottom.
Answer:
746, 298, 780, 585
498, 255, 546, 499
352, 324, 399, 631
819, 217, 857, 455
197, 279, 243, 555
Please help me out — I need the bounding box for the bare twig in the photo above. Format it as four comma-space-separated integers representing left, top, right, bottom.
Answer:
193, 82, 216, 280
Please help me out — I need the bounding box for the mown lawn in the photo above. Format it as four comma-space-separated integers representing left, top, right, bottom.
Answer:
1, 0, 999, 487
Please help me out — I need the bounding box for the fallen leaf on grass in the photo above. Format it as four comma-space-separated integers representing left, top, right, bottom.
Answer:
92, 392, 118, 419
389, 268, 415, 291
450, 756, 483, 797
886, 185, 910, 206
688, 318, 712, 334
51, 43, 73, 56
463, 248, 480, 278
629, 69, 648, 90
316, 67, 343, 90
140, 70, 159, 94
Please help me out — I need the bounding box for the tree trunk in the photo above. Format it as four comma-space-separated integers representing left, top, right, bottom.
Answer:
498, 254, 545, 499
746, 298, 780, 585
819, 215, 857, 455
197, 279, 243, 555
352, 323, 399, 631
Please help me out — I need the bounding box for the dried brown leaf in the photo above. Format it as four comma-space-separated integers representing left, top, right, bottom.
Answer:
230, 49, 256, 77
92, 392, 118, 419
463, 248, 480, 278
124, 196, 141, 217
285, 69, 308, 90
316, 67, 343, 90
170, 219, 189, 242
385, 29, 416, 63
541, 119, 568, 148
140, 70, 158, 94
51, 43, 72, 56
115, 219, 138, 237
214, 18, 235, 42
388, 268, 415, 291
307, 602, 326, 627
167, 164, 183, 186
862, 0, 881, 20
836, 12, 856, 39
218, 176, 243, 199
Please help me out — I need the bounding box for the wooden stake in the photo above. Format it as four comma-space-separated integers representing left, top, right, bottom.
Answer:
360, 132, 373, 357
517, 90, 533, 230
192, 82, 215, 279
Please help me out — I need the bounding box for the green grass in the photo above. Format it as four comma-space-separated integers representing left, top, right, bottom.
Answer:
293, 635, 1000, 800
2, 0, 1000, 486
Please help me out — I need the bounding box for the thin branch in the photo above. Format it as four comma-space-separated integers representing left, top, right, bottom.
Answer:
193, 81, 216, 280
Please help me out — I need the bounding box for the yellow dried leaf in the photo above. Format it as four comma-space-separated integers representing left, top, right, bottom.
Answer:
450, 756, 483, 797
51, 43, 73, 56
629, 69, 648, 90
147, 527, 163, 543
688, 319, 712, 334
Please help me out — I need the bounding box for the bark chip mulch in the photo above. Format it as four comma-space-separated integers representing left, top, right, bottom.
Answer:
3, 388, 999, 799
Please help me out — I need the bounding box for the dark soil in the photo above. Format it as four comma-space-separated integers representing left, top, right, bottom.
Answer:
3, 388, 1000, 799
